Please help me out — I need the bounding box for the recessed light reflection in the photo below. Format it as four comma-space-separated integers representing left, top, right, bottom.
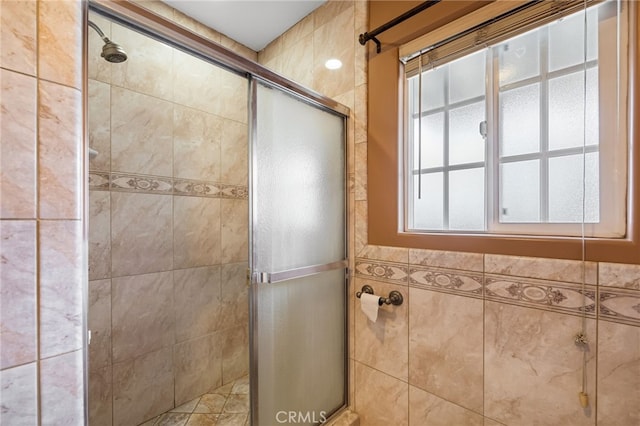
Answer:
325, 58, 342, 70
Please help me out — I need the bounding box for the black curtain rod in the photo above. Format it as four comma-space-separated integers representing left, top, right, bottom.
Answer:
359, 0, 441, 53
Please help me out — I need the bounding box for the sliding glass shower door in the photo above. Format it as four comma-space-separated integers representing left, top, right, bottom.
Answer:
249, 79, 347, 426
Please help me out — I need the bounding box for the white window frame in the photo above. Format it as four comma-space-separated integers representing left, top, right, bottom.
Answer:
401, 0, 630, 238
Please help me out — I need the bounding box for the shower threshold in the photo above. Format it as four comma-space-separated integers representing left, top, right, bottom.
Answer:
139, 376, 249, 426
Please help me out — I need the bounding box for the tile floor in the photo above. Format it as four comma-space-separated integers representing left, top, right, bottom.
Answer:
139, 376, 250, 426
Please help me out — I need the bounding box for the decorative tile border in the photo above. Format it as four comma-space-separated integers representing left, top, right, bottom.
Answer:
354, 258, 408, 285
409, 266, 483, 299
485, 274, 597, 318
88, 170, 248, 200
599, 287, 640, 327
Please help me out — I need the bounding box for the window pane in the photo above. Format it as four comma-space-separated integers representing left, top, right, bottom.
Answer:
548, 8, 598, 72
449, 102, 485, 165
549, 153, 599, 223
413, 113, 444, 169
412, 67, 446, 113
500, 160, 540, 223
449, 168, 485, 230
412, 173, 444, 230
448, 50, 486, 104
548, 68, 599, 150
497, 29, 540, 86
500, 84, 540, 157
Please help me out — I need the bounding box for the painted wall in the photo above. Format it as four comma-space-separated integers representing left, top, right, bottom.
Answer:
260, 1, 640, 425
1, 0, 85, 424
86, 4, 254, 425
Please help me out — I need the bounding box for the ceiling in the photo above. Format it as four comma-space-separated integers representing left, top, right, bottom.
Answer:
163, 0, 326, 51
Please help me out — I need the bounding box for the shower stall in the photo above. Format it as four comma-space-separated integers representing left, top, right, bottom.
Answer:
86, 3, 348, 425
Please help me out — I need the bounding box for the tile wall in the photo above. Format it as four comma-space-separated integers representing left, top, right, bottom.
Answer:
259, 1, 640, 425
1, 0, 85, 424
87, 7, 253, 426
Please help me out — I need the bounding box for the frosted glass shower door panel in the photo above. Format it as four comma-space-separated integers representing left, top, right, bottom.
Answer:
254, 82, 346, 273
251, 80, 347, 426
255, 270, 346, 426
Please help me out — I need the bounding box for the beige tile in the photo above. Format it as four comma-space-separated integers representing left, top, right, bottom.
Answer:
355, 200, 367, 256
354, 142, 367, 201
221, 325, 249, 384
174, 334, 222, 406
174, 196, 221, 269
186, 414, 219, 426
88, 279, 112, 371
40, 350, 85, 425
0, 221, 36, 369
156, 413, 190, 426
0, 0, 36, 75
410, 248, 484, 272
173, 49, 222, 115
39, 220, 83, 358
357, 245, 408, 263
484, 302, 596, 425
38, 0, 82, 88
214, 69, 248, 124
231, 376, 249, 395
174, 266, 222, 342
0, 362, 37, 425
217, 413, 248, 426
194, 393, 227, 414
111, 22, 174, 99
313, 7, 355, 99
111, 192, 173, 277
221, 199, 248, 263
354, 362, 408, 426
354, 279, 408, 381
219, 262, 249, 331
111, 271, 174, 363
220, 119, 248, 186
0, 69, 36, 218
409, 288, 483, 413
283, 13, 314, 51
314, 0, 354, 30
597, 320, 640, 425
222, 394, 249, 414
88, 79, 111, 171
110, 86, 173, 176
112, 348, 174, 426
87, 12, 112, 83
211, 382, 234, 395
38, 80, 82, 219
174, 105, 222, 181
484, 254, 597, 284
89, 366, 113, 426
219, 36, 257, 62
133, 0, 175, 21
355, 84, 367, 144
483, 418, 506, 426
89, 190, 111, 280
599, 262, 640, 290
409, 386, 483, 426
171, 397, 201, 413
281, 34, 314, 88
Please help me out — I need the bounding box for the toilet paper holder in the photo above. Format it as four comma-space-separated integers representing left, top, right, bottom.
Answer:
356, 285, 403, 306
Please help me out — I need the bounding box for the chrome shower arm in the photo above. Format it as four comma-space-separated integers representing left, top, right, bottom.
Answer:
88, 20, 110, 43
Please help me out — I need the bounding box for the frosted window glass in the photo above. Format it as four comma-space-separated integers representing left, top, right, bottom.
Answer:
449, 50, 486, 104
548, 68, 599, 150
413, 113, 444, 169
500, 84, 540, 157
548, 8, 598, 72
255, 83, 345, 273
549, 153, 599, 223
412, 173, 444, 230
500, 160, 540, 222
422, 67, 446, 112
256, 269, 345, 426
449, 168, 485, 230
498, 29, 540, 86
449, 102, 485, 165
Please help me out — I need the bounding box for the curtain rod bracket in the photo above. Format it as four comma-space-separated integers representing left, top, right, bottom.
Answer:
358, 0, 441, 54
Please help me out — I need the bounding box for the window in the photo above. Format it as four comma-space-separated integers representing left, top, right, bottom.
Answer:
403, 1, 629, 238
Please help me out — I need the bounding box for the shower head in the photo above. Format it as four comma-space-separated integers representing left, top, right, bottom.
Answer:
88, 20, 128, 63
